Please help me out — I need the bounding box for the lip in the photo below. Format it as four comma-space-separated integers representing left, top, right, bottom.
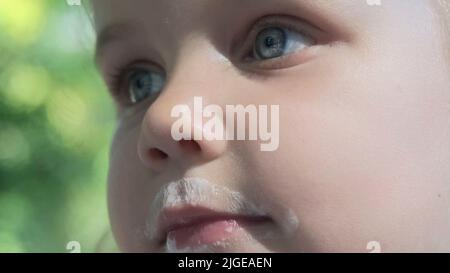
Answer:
159, 206, 271, 248
146, 177, 270, 251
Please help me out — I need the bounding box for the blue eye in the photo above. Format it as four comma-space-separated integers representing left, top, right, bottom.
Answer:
253, 26, 314, 60
128, 69, 165, 104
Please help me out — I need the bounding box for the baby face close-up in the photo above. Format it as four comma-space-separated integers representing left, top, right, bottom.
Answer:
93, 0, 450, 252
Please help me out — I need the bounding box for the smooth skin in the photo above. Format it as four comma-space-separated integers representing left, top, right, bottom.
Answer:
93, 0, 450, 252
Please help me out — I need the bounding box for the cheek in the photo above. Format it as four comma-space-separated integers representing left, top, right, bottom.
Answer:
237, 53, 450, 250
107, 125, 156, 252
239, 98, 388, 251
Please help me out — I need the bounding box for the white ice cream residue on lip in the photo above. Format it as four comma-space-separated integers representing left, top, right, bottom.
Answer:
146, 177, 266, 241
153, 177, 265, 214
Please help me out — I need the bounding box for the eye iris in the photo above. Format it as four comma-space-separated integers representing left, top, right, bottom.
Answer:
129, 70, 164, 103
254, 27, 286, 60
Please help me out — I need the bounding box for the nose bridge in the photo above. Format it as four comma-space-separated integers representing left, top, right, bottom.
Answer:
164, 36, 231, 103
137, 43, 229, 172
172, 38, 230, 95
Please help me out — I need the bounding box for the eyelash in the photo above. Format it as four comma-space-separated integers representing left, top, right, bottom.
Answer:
236, 16, 321, 70
105, 16, 322, 107
107, 61, 157, 106
108, 66, 127, 101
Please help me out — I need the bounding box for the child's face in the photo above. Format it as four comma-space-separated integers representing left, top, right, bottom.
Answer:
93, 0, 450, 252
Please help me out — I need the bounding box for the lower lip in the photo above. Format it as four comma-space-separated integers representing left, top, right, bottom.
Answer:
165, 218, 249, 251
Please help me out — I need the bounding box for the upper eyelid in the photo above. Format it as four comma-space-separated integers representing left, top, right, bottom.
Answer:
121, 61, 165, 81
104, 15, 325, 92
252, 16, 320, 36
107, 60, 164, 87
119, 59, 165, 75
234, 15, 326, 60
100, 15, 322, 72
95, 23, 167, 85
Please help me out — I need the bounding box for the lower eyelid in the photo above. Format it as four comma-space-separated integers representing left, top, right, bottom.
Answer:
241, 45, 321, 71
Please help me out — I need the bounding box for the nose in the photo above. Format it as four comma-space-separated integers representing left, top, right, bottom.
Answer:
137, 69, 228, 173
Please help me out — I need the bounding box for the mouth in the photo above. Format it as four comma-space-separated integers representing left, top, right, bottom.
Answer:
160, 206, 271, 251
146, 177, 272, 252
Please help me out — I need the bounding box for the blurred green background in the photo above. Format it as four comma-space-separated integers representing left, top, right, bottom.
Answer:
0, 0, 118, 252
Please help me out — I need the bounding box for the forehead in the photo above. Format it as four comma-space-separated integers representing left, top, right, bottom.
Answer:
92, 0, 437, 66
92, 0, 370, 31
92, 0, 433, 39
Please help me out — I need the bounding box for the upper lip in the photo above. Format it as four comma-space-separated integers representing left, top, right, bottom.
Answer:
146, 177, 269, 246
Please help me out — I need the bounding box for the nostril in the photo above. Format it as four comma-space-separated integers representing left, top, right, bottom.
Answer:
178, 139, 201, 153
147, 148, 168, 161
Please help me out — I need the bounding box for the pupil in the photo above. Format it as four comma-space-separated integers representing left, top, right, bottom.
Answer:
136, 79, 143, 89
265, 36, 276, 48
254, 27, 286, 60
136, 73, 151, 90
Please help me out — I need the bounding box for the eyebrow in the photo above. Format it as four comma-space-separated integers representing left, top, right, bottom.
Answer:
95, 22, 137, 65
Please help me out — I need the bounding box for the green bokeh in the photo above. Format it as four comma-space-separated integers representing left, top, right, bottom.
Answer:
0, 0, 118, 252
